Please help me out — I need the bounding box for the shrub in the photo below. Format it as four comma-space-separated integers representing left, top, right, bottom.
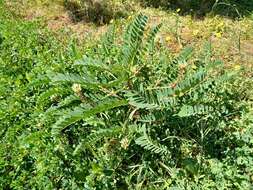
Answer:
64, 0, 135, 24
0, 13, 82, 189
38, 14, 251, 188
1, 2, 252, 187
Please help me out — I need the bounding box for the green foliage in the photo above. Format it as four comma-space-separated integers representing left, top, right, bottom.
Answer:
0, 8, 84, 189
38, 14, 252, 189
1, 2, 253, 189
51, 99, 127, 136
136, 125, 170, 156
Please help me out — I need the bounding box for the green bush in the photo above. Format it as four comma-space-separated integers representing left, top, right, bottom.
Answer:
39, 14, 252, 189
64, 0, 134, 24
0, 13, 83, 189
1, 3, 253, 188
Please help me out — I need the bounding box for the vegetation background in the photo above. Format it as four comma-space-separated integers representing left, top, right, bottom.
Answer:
0, 0, 253, 189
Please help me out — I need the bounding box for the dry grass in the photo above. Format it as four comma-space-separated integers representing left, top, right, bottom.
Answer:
5, 0, 253, 71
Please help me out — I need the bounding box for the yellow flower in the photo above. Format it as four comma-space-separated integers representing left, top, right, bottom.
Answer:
120, 137, 129, 150
165, 36, 171, 42
215, 32, 222, 38
127, 15, 132, 20
72, 83, 82, 94
233, 64, 241, 71
176, 8, 181, 13
192, 64, 197, 70
193, 30, 199, 36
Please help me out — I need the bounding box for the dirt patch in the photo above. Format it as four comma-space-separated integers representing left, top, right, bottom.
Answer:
9, 0, 109, 40
241, 41, 253, 57
47, 13, 73, 31
47, 12, 109, 40
24, 9, 44, 20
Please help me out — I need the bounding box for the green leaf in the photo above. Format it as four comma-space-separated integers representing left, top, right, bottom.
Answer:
52, 99, 128, 136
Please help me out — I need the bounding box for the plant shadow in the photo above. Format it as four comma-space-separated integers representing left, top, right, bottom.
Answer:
139, 0, 253, 19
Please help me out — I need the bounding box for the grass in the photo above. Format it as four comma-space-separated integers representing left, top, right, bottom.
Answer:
1, 0, 253, 189
6, 0, 253, 70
